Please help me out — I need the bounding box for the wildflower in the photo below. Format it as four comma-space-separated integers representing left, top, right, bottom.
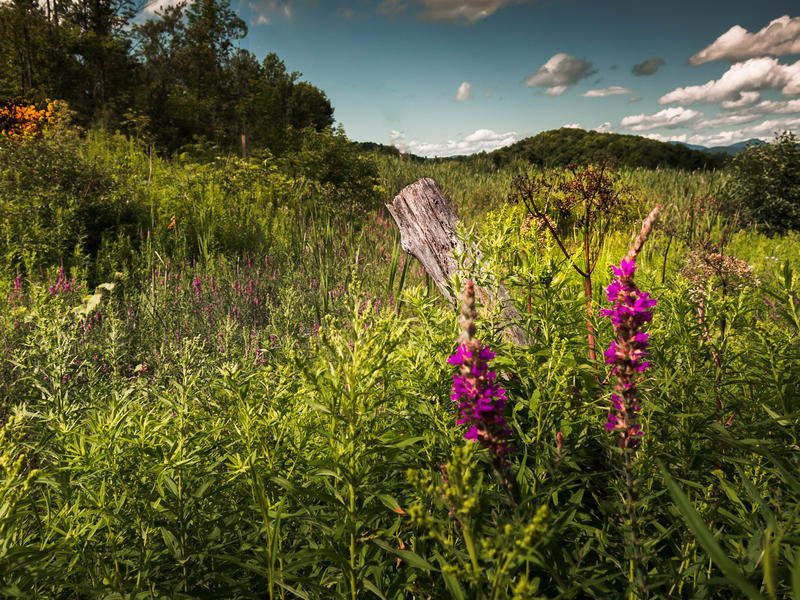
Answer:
600, 206, 659, 449
449, 281, 512, 462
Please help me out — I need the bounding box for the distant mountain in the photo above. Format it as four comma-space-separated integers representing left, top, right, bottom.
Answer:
471, 128, 725, 170
670, 138, 767, 156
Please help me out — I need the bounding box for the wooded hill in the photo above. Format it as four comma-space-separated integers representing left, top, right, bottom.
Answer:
468, 128, 726, 170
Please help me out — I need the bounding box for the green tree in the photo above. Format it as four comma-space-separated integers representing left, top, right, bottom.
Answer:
725, 131, 800, 235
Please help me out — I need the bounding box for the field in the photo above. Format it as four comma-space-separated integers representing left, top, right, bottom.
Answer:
1, 125, 799, 599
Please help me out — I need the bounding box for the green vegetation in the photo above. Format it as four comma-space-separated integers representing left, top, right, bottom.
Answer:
469, 127, 726, 170
2, 7, 800, 594
0, 0, 333, 153
724, 132, 800, 235
0, 109, 799, 598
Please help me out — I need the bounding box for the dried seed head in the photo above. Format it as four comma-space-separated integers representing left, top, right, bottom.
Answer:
625, 205, 661, 264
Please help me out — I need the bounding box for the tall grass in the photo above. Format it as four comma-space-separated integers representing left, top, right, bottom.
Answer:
0, 130, 798, 598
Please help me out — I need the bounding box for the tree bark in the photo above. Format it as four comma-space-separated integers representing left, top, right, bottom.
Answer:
386, 177, 532, 346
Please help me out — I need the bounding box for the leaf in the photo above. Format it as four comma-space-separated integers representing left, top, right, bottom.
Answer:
160, 527, 182, 560
659, 461, 765, 600
371, 538, 434, 571
362, 579, 386, 600
792, 549, 800, 600
377, 494, 405, 514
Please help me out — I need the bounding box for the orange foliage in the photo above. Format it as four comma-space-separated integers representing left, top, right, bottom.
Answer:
0, 102, 52, 141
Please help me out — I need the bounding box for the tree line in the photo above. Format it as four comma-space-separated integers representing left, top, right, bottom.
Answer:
471, 127, 726, 171
0, 0, 334, 153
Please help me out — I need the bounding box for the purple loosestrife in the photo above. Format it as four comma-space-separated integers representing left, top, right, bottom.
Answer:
600, 259, 656, 448
601, 206, 660, 596
448, 280, 512, 464
600, 206, 660, 449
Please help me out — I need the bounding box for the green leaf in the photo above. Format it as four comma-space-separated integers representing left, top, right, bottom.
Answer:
371, 538, 434, 571
659, 461, 765, 600
376, 494, 404, 514
362, 579, 386, 600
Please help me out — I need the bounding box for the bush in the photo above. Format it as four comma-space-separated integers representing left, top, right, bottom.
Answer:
725, 131, 800, 235
0, 104, 146, 280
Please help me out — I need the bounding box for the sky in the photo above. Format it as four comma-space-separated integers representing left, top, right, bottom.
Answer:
143, 0, 800, 157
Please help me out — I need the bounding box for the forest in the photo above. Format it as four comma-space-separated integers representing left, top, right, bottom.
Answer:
1, 0, 800, 598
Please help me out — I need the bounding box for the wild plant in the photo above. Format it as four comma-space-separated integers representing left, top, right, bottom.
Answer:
508, 162, 631, 361
599, 205, 659, 597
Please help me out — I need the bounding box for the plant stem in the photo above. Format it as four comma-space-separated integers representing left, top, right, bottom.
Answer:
624, 449, 644, 598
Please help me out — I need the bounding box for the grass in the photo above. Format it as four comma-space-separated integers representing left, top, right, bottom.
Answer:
0, 129, 798, 598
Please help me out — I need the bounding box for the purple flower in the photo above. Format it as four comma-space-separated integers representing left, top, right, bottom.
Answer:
601, 258, 656, 449
449, 341, 512, 460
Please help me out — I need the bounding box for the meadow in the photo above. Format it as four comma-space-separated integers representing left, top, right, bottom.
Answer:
0, 119, 799, 599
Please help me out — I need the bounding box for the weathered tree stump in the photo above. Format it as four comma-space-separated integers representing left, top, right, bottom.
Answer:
386, 177, 531, 345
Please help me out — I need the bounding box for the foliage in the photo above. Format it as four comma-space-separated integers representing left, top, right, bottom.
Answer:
0, 131, 799, 598
0, 0, 333, 155
0, 108, 144, 279
724, 131, 800, 235
476, 127, 725, 171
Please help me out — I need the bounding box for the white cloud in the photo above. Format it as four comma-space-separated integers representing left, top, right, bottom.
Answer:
628, 96, 643, 103
693, 98, 800, 129
455, 81, 472, 102
645, 117, 800, 147
562, 123, 582, 129
750, 98, 800, 114
594, 122, 612, 133
391, 128, 519, 157
696, 111, 763, 129
659, 57, 800, 106
581, 86, 632, 98
418, 0, 526, 23
620, 107, 702, 131
720, 91, 760, 109
524, 53, 596, 96
142, 0, 184, 14
690, 15, 800, 65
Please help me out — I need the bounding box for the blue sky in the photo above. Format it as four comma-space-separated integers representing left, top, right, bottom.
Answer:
146, 0, 800, 156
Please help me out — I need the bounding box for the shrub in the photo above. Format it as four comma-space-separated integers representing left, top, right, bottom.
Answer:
725, 131, 800, 235
0, 105, 145, 280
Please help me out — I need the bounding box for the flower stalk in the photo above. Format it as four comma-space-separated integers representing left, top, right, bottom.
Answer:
449, 281, 514, 498
600, 205, 660, 597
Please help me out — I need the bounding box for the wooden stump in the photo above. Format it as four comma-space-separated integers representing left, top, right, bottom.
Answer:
386, 177, 531, 346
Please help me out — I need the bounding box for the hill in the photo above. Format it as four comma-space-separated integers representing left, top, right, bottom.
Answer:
670, 138, 767, 156
473, 128, 725, 170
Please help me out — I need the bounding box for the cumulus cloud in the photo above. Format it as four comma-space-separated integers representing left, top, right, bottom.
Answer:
721, 91, 761, 109
645, 117, 800, 147
581, 86, 631, 97
562, 123, 583, 129
659, 57, 800, 106
594, 122, 612, 133
632, 58, 666, 76
690, 15, 800, 65
391, 128, 519, 157
524, 53, 597, 96
455, 81, 472, 102
620, 107, 702, 131
694, 98, 800, 129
